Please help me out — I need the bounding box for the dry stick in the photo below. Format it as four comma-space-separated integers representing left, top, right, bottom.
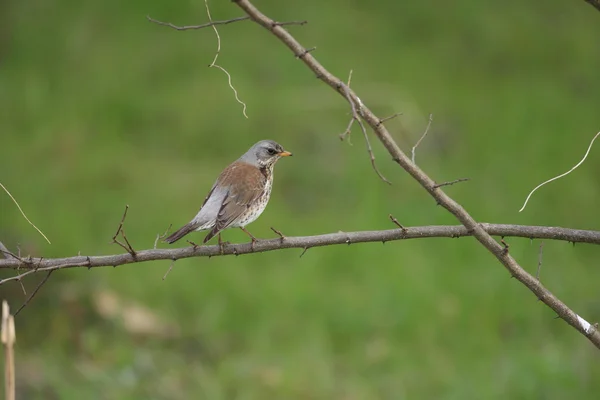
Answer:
0, 182, 51, 244
411, 113, 433, 164
14, 270, 53, 316
231, 0, 600, 347
203, 0, 249, 118
2, 223, 600, 275
519, 131, 600, 212
111, 205, 136, 257
162, 259, 176, 280
1, 300, 16, 400
146, 15, 250, 30
341, 82, 391, 184
377, 112, 402, 127
433, 178, 470, 189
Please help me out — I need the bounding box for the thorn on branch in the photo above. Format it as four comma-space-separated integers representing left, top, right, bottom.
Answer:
270, 227, 286, 242
299, 247, 309, 258
162, 259, 176, 280
500, 239, 510, 255
14, 270, 54, 316
296, 47, 316, 59
411, 113, 433, 165
146, 15, 249, 30
376, 112, 403, 127
433, 178, 471, 189
111, 205, 137, 258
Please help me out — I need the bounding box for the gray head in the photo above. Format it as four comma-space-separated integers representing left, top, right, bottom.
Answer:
239, 140, 292, 168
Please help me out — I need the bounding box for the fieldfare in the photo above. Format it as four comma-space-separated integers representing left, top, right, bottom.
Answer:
164, 140, 292, 245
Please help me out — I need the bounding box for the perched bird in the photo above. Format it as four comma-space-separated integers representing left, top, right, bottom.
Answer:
164, 140, 292, 245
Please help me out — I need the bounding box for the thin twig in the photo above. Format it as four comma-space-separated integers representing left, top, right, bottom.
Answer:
155, 224, 172, 249
162, 259, 176, 280
14, 270, 53, 316
204, 0, 248, 118
537, 242, 544, 281
146, 15, 249, 30
111, 205, 136, 257
273, 20, 308, 27
388, 214, 406, 231
519, 131, 600, 212
433, 178, 470, 189
341, 81, 391, 184
0, 182, 51, 244
377, 112, 402, 127
411, 113, 433, 164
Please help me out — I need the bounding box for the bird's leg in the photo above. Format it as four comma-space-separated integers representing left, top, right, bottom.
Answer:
240, 227, 258, 251
218, 233, 226, 255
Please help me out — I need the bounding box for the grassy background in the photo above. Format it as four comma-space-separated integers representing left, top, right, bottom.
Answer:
2, 0, 600, 398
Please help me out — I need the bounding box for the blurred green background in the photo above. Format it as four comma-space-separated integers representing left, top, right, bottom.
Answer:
2, 0, 600, 398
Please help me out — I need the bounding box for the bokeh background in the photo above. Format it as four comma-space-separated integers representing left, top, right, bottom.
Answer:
2, 0, 600, 398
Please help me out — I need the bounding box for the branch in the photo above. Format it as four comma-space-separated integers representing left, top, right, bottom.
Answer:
2, 223, 600, 278
146, 15, 249, 30
231, 0, 600, 347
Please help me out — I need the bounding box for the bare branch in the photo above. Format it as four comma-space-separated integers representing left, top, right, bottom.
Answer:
231, 0, 600, 347
204, 0, 249, 118
14, 270, 53, 316
111, 205, 136, 257
519, 131, 600, 212
146, 15, 249, 30
377, 112, 402, 127
341, 81, 391, 184
0, 182, 51, 244
433, 178, 470, 189
162, 259, 176, 280
411, 113, 433, 164
388, 214, 407, 232
1, 223, 600, 281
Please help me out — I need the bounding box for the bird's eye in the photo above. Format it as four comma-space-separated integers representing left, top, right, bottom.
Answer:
267, 148, 276, 155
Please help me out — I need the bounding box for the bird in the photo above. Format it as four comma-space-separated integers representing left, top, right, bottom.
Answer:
164, 140, 292, 246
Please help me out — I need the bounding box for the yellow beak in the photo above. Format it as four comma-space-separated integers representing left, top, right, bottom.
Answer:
279, 151, 293, 157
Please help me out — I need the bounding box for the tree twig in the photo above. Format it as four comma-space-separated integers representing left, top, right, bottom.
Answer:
230, 0, 600, 347
519, 131, 600, 212
411, 113, 433, 164
14, 270, 54, 316
1, 182, 51, 244
146, 15, 249, 30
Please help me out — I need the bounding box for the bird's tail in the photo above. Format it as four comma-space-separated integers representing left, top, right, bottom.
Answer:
164, 223, 196, 244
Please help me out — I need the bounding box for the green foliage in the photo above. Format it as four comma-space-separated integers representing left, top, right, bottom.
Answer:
2, 0, 600, 398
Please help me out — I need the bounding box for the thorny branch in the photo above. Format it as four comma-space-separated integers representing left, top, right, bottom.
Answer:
228, 0, 600, 347
2, 223, 600, 280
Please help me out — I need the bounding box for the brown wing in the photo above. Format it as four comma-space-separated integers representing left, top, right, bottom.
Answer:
203, 162, 266, 243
